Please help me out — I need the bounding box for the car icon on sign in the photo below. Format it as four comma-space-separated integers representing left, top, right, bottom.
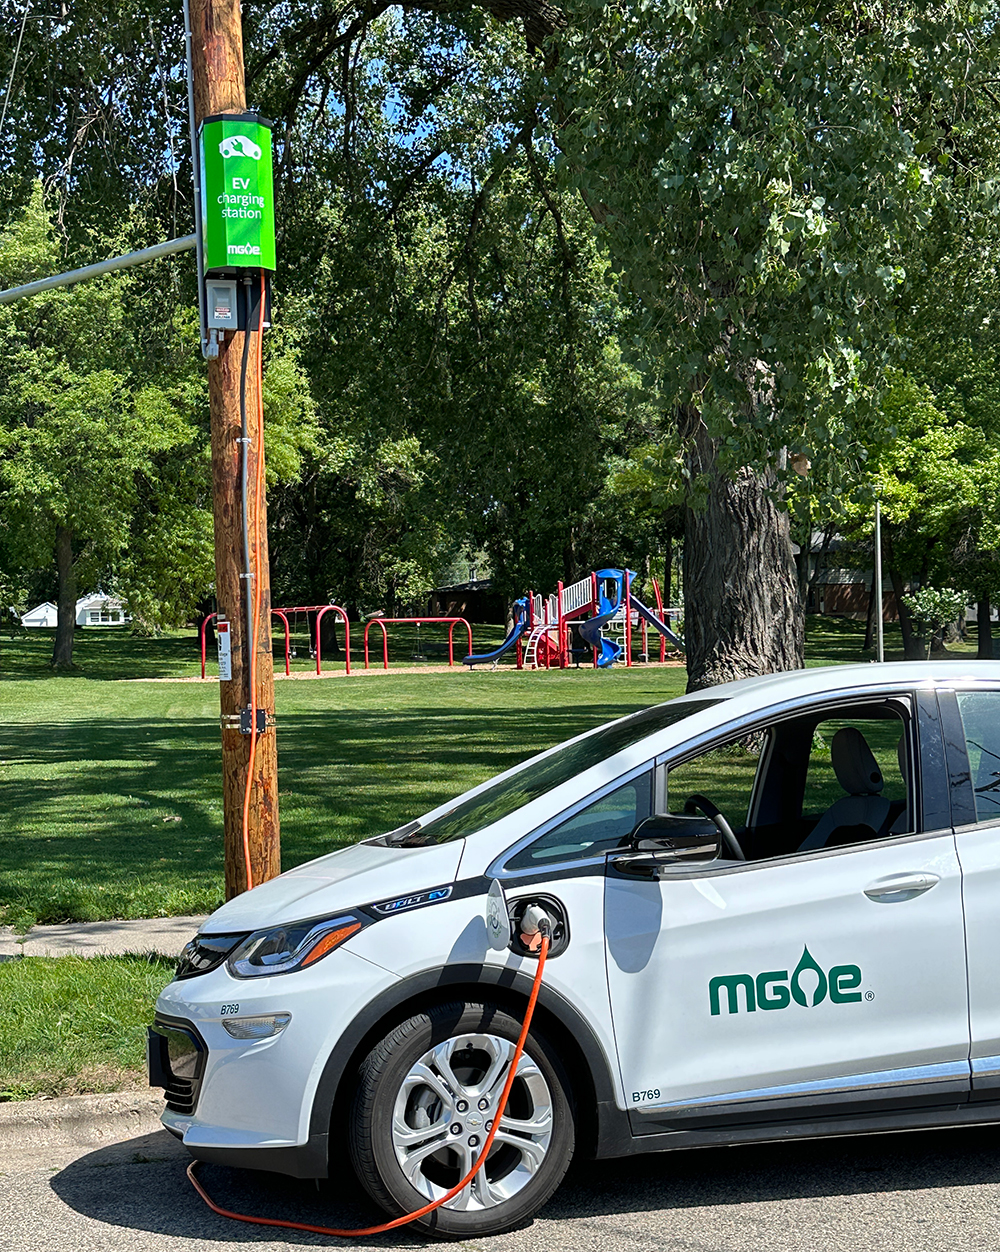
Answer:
218, 135, 261, 160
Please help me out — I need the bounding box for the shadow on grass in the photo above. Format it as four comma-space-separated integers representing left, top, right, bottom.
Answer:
0, 702, 642, 926
0, 628, 205, 681
804, 612, 984, 666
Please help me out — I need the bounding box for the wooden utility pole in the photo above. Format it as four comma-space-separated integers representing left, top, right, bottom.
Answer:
189, 0, 280, 896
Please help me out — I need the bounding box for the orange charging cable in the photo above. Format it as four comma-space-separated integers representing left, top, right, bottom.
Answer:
239, 274, 267, 892
187, 932, 550, 1236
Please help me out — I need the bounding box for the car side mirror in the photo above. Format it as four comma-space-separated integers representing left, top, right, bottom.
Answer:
610, 813, 721, 877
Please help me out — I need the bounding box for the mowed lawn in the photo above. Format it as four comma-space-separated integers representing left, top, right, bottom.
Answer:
1, 614, 983, 931
1, 616, 986, 1101
0, 955, 175, 1101
0, 629, 688, 929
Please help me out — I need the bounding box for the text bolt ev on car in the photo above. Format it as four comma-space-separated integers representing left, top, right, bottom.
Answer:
150, 662, 1000, 1238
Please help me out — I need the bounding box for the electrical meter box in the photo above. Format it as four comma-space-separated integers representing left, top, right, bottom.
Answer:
200, 113, 276, 274
206, 278, 238, 329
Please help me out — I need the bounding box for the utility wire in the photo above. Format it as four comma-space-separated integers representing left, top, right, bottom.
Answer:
0, 0, 32, 139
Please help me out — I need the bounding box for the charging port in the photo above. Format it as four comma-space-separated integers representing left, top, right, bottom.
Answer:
508, 895, 569, 959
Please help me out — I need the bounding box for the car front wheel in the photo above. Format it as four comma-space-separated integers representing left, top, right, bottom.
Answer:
349, 999, 574, 1238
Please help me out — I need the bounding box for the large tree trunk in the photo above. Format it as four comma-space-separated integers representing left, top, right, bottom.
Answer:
52, 524, 77, 669
863, 570, 878, 651
681, 413, 803, 691
889, 567, 925, 659
978, 596, 993, 659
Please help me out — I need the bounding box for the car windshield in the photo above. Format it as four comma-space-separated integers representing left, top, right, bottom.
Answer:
383, 698, 723, 847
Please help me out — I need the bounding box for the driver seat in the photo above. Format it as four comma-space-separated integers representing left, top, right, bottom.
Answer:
798, 727, 892, 852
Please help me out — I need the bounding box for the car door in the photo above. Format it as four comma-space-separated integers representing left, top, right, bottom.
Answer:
604, 689, 971, 1135
940, 684, 1000, 1100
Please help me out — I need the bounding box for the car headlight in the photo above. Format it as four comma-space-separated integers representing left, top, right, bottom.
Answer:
226, 914, 363, 979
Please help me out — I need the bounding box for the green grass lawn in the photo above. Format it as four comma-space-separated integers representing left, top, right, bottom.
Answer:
804, 613, 984, 664
0, 954, 174, 1101
0, 614, 988, 1101
0, 647, 689, 929
0, 621, 516, 681
0, 643, 687, 1100
2, 615, 989, 931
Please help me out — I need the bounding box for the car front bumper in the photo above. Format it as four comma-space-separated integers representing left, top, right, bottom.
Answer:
150, 944, 399, 1176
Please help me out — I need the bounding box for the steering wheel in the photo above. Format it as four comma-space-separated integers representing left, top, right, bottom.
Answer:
683, 793, 745, 861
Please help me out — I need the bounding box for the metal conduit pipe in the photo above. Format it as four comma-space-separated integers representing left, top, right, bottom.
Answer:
0, 235, 197, 305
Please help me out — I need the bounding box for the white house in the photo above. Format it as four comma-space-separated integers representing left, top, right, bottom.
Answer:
21, 594, 129, 628
20, 601, 58, 628
75, 593, 128, 626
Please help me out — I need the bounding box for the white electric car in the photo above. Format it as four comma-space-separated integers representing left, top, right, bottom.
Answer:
151, 662, 1000, 1237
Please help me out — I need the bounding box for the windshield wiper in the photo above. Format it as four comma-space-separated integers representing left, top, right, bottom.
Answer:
366, 820, 424, 847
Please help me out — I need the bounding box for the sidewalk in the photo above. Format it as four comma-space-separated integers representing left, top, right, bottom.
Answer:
0, 915, 207, 960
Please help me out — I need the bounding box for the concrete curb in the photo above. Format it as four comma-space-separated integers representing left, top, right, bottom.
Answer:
0, 1091, 167, 1153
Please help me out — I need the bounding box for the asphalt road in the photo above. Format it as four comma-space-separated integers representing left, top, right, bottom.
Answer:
3, 1120, 1000, 1252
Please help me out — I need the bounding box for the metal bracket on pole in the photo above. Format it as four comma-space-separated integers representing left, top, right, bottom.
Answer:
220, 710, 276, 734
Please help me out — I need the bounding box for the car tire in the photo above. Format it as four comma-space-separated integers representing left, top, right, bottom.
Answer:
349, 999, 574, 1238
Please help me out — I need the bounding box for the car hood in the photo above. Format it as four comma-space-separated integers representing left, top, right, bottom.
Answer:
199, 839, 465, 933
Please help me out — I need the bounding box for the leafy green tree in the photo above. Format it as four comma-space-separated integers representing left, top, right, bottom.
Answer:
6, 0, 999, 689
826, 372, 1000, 658
0, 187, 318, 662
903, 588, 968, 659
544, 0, 998, 685
265, 19, 669, 611
0, 190, 205, 665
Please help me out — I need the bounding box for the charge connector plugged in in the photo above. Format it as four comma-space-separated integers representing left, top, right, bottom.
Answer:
518, 903, 553, 954
508, 895, 568, 958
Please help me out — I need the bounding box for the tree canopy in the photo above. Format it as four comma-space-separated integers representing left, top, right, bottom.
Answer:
1, 0, 998, 677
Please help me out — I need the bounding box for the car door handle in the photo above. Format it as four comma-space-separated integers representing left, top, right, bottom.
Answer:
864, 872, 940, 902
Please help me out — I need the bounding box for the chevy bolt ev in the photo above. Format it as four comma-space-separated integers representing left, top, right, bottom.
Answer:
151, 663, 1000, 1237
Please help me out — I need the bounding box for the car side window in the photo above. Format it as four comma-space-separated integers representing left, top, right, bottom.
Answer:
802, 715, 910, 835
956, 692, 1000, 824
663, 703, 914, 862
505, 772, 652, 870
665, 739, 765, 829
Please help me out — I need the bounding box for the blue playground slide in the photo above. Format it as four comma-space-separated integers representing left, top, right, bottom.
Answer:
578, 569, 625, 667
630, 593, 685, 652
463, 598, 529, 667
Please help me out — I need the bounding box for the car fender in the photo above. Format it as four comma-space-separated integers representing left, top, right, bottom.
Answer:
308, 960, 628, 1163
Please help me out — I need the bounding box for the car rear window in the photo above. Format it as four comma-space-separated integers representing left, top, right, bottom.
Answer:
386, 698, 722, 847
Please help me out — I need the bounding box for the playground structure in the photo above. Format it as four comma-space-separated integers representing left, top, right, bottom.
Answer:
196, 571, 679, 677
463, 568, 683, 670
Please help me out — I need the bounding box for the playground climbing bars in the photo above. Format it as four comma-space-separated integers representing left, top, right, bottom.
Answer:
363, 617, 474, 670
201, 604, 351, 678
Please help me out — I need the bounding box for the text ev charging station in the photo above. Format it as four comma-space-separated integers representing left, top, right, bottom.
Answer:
199, 112, 275, 340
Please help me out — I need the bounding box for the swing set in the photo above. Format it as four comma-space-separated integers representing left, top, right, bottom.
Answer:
199, 607, 476, 677
199, 604, 352, 679
363, 617, 473, 670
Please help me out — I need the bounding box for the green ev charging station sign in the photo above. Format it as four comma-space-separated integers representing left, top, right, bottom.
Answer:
200, 115, 276, 272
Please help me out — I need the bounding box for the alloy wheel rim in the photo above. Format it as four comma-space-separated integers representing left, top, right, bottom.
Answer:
390, 1031, 554, 1210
